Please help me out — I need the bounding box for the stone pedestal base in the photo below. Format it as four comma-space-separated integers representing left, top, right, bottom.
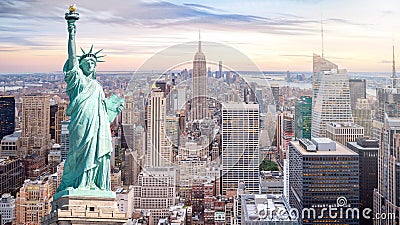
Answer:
41, 195, 127, 225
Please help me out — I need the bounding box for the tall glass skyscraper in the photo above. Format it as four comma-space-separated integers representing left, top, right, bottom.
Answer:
0, 96, 15, 140
294, 96, 312, 139
311, 54, 353, 137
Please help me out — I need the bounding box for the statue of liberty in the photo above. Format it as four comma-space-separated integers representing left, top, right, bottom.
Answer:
55, 5, 124, 198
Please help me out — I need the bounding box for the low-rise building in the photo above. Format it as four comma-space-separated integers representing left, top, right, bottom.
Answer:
0, 193, 15, 225
116, 186, 134, 218
241, 194, 298, 224
15, 179, 52, 225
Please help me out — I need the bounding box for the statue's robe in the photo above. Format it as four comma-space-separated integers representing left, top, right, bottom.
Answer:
57, 63, 112, 191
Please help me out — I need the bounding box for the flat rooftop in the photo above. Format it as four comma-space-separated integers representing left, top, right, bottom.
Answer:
1, 130, 21, 142
328, 122, 363, 128
347, 141, 379, 151
222, 102, 259, 110
387, 116, 400, 127
242, 194, 298, 223
291, 141, 358, 156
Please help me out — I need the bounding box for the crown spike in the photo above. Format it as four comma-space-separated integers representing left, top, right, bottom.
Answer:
88, 44, 94, 54
94, 49, 103, 55
78, 46, 106, 63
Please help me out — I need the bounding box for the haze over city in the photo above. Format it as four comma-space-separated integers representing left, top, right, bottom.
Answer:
1, 0, 399, 73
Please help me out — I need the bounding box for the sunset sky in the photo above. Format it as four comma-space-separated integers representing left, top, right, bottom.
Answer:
0, 0, 399, 73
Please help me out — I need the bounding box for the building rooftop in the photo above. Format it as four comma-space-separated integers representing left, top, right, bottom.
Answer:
169, 204, 186, 225
0, 157, 18, 166
1, 130, 21, 142
222, 102, 259, 110
328, 122, 363, 128
348, 137, 379, 150
386, 116, 400, 127
241, 194, 298, 223
291, 140, 357, 156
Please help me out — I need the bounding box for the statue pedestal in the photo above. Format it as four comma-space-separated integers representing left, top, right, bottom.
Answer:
53, 188, 116, 201
41, 193, 127, 225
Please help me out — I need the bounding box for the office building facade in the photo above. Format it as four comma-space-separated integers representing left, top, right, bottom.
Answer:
347, 138, 378, 225
312, 55, 353, 137
222, 103, 260, 194
294, 96, 312, 139
289, 138, 359, 225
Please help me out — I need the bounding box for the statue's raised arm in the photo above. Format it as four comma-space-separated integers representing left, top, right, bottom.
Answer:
65, 4, 79, 71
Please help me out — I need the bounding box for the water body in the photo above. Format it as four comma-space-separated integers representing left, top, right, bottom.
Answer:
243, 74, 376, 97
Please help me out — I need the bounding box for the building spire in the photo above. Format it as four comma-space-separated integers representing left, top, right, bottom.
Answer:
321, 15, 324, 59
198, 29, 202, 52
392, 44, 397, 88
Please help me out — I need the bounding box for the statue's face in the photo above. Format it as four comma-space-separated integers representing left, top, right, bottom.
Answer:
81, 58, 96, 76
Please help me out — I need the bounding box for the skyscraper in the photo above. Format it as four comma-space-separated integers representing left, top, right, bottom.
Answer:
218, 60, 223, 79
349, 79, 367, 110
60, 120, 70, 161
276, 112, 294, 167
124, 125, 145, 186
20, 94, 50, 152
294, 96, 312, 139
373, 116, 400, 225
373, 46, 400, 225
50, 103, 58, 141
270, 84, 280, 111
54, 102, 67, 144
347, 138, 378, 225
353, 98, 372, 137
311, 55, 353, 137
191, 32, 208, 120
289, 138, 359, 225
146, 87, 171, 167
222, 103, 259, 194
312, 54, 338, 107
0, 96, 15, 140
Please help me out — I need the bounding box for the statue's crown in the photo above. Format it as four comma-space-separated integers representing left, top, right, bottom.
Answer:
78, 45, 105, 63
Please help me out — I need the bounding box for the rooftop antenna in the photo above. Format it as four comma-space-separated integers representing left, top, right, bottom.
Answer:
392, 41, 397, 88
198, 29, 202, 52
321, 14, 324, 58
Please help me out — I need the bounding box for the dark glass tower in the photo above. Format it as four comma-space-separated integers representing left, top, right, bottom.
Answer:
0, 96, 15, 140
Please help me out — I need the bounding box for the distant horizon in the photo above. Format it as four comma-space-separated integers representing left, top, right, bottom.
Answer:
0, 70, 396, 76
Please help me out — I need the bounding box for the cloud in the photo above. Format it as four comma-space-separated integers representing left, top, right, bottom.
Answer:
183, 3, 218, 11
380, 60, 392, 64
281, 54, 312, 58
0, 0, 365, 42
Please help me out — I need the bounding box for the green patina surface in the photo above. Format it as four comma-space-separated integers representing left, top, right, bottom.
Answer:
54, 6, 124, 201
53, 189, 116, 200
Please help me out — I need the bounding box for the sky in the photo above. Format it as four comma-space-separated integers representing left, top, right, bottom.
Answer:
0, 0, 399, 73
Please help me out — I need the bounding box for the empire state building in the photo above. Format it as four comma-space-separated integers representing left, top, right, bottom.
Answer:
191, 33, 208, 120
